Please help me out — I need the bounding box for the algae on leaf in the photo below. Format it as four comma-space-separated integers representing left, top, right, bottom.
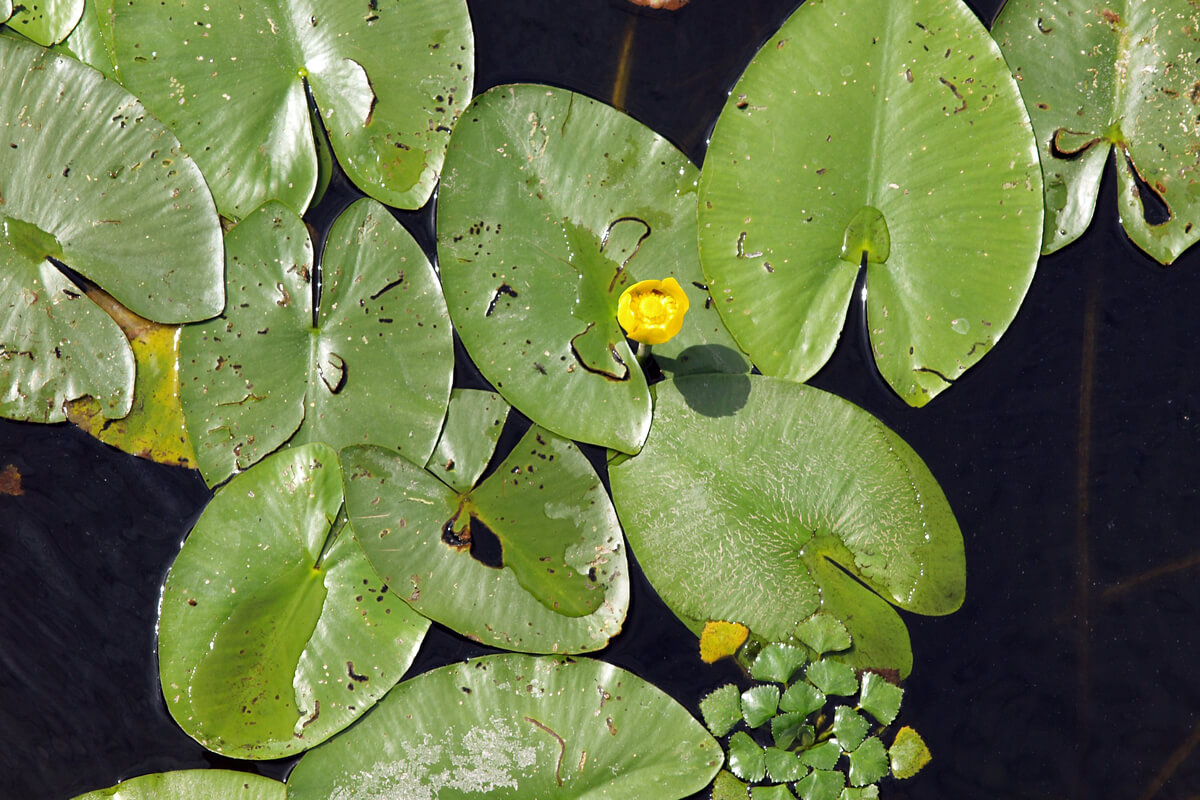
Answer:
698, 0, 1042, 406
994, 0, 1200, 264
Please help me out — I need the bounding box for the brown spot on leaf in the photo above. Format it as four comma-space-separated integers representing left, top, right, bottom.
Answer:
0, 465, 23, 496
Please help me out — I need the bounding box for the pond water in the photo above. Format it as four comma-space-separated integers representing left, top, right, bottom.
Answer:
2, 1, 1200, 798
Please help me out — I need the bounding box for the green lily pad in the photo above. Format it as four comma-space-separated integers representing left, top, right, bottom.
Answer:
728, 731, 767, 783
832, 707, 870, 753
158, 443, 429, 758
71, 770, 285, 800
609, 374, 965, 677
51, 0, 117, 79
438, 83, 747, 453
697, 0, 1042, 406
425, 388, 510, 493
847, 737, 889, 787
742, 684, 781, 728
700, 683, 744, 738
342, 415, 629, 653
179, 199, 452, 486
994, 1, 1200, 263
105, 0, 473, 217
795, 769, 845, 800
286, 654, 723, 800
0, 36, 222, 422
751, 642, 809, 685
858, 672, 904, 726
4, 0, 82, 45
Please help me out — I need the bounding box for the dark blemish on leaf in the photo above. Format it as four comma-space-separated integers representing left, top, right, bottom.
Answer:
599, 216, 652, 291
938, 77, 967, 113
1123, 150, 1172, 225
187, 597, 197, 606
442, 509, 471, 551
485, 284, 519, 316
914, 365, 957, 385
569, 324, 631, 381
735, 94, 748, 109
461, 686, 472, 694
296, 701, 320, 734
444, 459, 455, 471
318, 353, 347, 394
369, 273, 405, 299
763, 261, 774, 273
1037, 17, 1053, 33
275, 282, 291, 307
534, 362, 547, 375
378, 318, 393, 324
606, 717, 618, 735
347, 662, 368, 682
525, 717, 566, 786
905, 69, 914, 83
1036, 102, 1050, 110
1190, 81, 1200, 105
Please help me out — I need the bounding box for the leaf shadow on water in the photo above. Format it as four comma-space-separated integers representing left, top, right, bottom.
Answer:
656, 346, 752, 417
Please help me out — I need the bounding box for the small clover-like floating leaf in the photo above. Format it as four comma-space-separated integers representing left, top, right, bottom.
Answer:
698, 0, 1042, 406
994, 1, 1200, 263
847, 737, 889, 787
741, 684, 781, 729
833, 707, 870, 753
772, 713, 814, 751
0, 36, 222, 423
795, 612, 852, 656
180, 199, 452, 486
728, 731, 767, 783
701, 619, 750, 663
841, 785, 881, 800
343, 406, 629, 654
859, 672, 904, 726
158, 443, 429, 758
753, 784, 797, 800
796, 768, 845, 800
889, 726, 932, 779
4, 0, 82, 45
751, 642, 809, 684
806, 660, 859, 697
105, 0, 473, 217
713, 770, 751, 800
609, 374, 965, 677
800, 741, 843, 773
71, 770, 285, 800
287, 654, 722, 800
438, 83, 747, 453
700, 683, 743, 738
765, 747, 809, 783
781, 682, 826, 718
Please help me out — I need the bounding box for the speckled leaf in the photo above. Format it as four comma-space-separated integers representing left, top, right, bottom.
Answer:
105, 0, 472, 217
609, 374, 965, 677
287, 654, 723, 800
0, 36, 222, 422
64, 286, 195, 467
438, 83, 746, 453
994, 1, 1200, 263
698, 0, 1042, 406
158, 443, 429, 758
888, 726, 932, 779
342, 422, 629, 654
713, 771, 751, 800
4, 0, 82, 45
728, 731, 767, 783
425, 388, 510, 493
700, 684, 743, 738
71, 770, 285, 800
180, 199, 452, 486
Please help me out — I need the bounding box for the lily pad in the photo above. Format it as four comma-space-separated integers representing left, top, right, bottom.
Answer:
342, 406, 629, 654
993, 0, 1200, 263
609, 374, 965, 677
438, 83, 747, 453
105, 0, 473, 217
4, 0, 82, 45
158, 442, 430, 758
0, 36, 222, 422
697, 0, 1042, 406
71, 770, 285, 800
179, 198, 453, 486
286, 654, 723, 800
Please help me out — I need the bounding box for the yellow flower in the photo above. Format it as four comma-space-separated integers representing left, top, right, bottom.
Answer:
616, 277, 690, 345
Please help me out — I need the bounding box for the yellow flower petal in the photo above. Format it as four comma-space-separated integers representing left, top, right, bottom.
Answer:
616, 277, 690, 345
699, 620, 749, 664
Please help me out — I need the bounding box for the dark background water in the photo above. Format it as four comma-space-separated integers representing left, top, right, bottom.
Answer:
3, 1, 1200, 798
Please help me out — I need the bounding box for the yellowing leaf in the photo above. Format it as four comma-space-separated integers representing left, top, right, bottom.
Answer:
889, 726, 932, 780
699, 620, 749, 664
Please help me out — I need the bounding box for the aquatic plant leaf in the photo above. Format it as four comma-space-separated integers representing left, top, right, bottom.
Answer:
342, 421, 629, 653
795, 612, 852, 656
157, 443, 429, 758
888, 726, 932, 779
833, 707, 870, 753
741, 684, 781, 728
751, 642, 809, 684
796, 769, 845, 800
425, 388, 510, 493
858, 672, 904, 726
806, 660, 859, 697
753, 784, 798, 800
728, 731, 767, 783
765, 747, 809, 783
772, 713, 813, 751
780, 682, 826, 718
71, 770, 285, 800
64, 287, 195, 467
179, 199, 452, 485
993, 0, 1200, 263
0, 36, 222, 423
287, 654, 722, 800
713, 770, 751, 800
847, 737, 888, 787
700, 684, 743, 737
701, 619, 750, 663
438, 83, 747, 453
698, 0, 1042, 406
5, 0, 82, 45
106, 0, 472, 216
610, 374, 965, 677
50, 0, 117, 79
840, 786, 880, 800
799, 742, 842, 772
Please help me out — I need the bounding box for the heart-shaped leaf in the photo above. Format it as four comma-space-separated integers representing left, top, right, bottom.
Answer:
610, 374, 964, 677
180, 198, 453, 485
105, 0, 473, 217
158, 442, 429, 758
994, 0, 1200, 263
697, 0, 1042, 406
438, 83, 748, 453
4, 0, 82, 45
0, 36, 222, 422
71, 770, 285, 800
286, 654, 723, 800
343, 403, 629, 653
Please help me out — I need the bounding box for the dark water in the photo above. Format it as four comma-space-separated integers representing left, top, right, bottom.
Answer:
3, 1, 1200, 798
